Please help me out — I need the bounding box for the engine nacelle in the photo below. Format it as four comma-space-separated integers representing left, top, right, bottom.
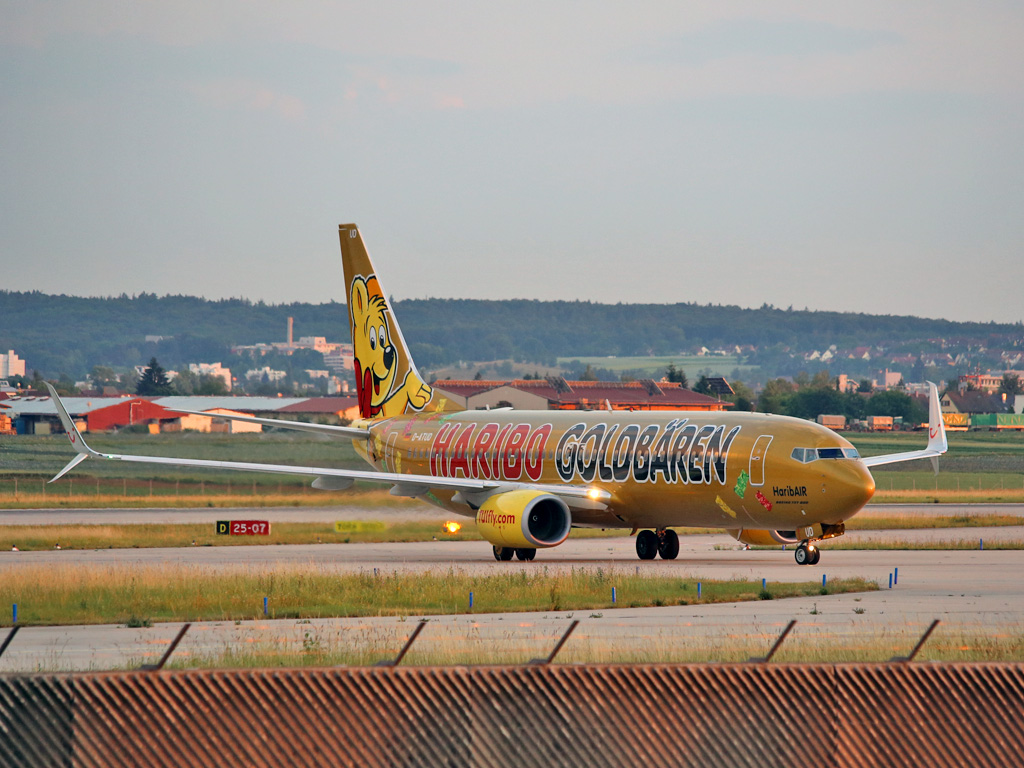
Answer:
728, 528, 805, 546
476, 490, 572, 549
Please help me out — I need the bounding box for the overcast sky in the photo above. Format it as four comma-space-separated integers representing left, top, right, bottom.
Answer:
2, 2, 1022, 323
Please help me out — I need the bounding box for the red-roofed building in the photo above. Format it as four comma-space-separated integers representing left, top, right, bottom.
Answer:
433, 378, 727, 412
276, 396, 361, 420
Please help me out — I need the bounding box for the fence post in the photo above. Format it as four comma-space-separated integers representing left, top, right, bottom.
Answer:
529, 620, 580, 665
375, 620, 428, 667
0, 626, 20, 660
141, 623, 191, 671
891, 620, 940, 662
749, 620, 797, 663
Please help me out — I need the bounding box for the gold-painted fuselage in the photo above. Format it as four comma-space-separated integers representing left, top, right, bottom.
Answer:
354, 409, 875, 531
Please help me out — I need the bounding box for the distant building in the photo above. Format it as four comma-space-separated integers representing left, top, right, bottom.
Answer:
0, 351, 26, 378
958, 372, 1024, 394
322, 345, 354, 373
941, 390, 1008, 415
1, 394, 360, 434
165, 408, 262, 434
878, 369, 904, 390
245, 367, 287, 382
433, 378, 728, 412
327, 377, 350, 396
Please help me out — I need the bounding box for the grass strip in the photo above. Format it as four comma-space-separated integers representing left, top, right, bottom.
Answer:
1, 514, 1021, 551
0, 563, 875, 627
0, 521, 478, 551
3, 514, 1023, 551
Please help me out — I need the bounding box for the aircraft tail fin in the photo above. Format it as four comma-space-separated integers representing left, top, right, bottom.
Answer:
339, 224, 457, 420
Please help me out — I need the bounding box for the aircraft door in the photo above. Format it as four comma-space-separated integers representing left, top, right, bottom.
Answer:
748, 435, 773, 487
384, 432, 400, 472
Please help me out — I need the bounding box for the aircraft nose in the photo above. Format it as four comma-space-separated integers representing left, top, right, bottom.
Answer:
824, 460, 876, 516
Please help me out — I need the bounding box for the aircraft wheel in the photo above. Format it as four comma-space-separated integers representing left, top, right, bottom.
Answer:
636, 530, 658, 560
809, 546, 821, 565
795, 543, 811, 565
493, 546, 514, 561
658, 530, 680, 560
515, 548, 536, 561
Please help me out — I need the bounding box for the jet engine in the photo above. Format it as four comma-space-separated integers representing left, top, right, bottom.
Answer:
476, 490, 572, 549
727, 528, 806, 546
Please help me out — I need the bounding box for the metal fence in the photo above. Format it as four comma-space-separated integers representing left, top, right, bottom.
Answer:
2, 662, 1023, 768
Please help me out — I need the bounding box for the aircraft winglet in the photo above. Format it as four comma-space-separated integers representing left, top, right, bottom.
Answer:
45, 383, 102, 482
860, 381, 947, 472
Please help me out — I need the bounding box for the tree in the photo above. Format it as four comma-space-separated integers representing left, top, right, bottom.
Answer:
173, 368, 198, 395
866, 390, 926, 425
90, 365, 118, 389
757, 379, 795, 414
1001, 373, 1022, 397
665, 364, 688, 388
196, 374, 229, 396
693, 375, 712, 395
136, 357, 174, 396
788, 387, 843, 420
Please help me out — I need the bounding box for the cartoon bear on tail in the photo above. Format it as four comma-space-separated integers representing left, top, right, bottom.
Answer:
350, 275, 432, 419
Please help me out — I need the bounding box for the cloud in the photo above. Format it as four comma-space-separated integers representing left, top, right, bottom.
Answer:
639, 18, 902, 65
437, 95, 465, 109
187, 78, 306, 121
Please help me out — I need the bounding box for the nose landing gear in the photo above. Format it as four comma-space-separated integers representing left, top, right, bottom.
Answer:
794, 541, 821, 566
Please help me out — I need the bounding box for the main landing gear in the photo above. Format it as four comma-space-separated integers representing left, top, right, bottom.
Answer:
636, 529, 679, 560
794, 541, 821, 566
492, 546, 536, 562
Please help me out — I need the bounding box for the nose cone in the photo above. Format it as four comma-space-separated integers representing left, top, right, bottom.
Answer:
826, 460, 876, 517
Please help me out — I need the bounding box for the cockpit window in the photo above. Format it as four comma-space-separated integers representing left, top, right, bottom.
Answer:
792, 446, 859, 463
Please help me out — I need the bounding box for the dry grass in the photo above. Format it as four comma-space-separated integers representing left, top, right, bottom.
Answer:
167, 620, 1024, 668
0, 520, 478, 551
0, 562, 874, 627
871, 488, 1024, 504
845, 512, 1023, 530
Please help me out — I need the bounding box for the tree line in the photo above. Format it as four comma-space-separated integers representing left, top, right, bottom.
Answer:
2, 289, 1021, 380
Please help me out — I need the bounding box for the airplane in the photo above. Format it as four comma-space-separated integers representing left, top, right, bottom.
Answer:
45, 223, 948, 566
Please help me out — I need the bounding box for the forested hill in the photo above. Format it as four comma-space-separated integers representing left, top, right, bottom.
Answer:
1, 290, 1020, 378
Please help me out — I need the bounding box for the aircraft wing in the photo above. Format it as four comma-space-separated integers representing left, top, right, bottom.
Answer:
167, 408, 369, 438
859, 381, 948, 471
44, 385, 609, 510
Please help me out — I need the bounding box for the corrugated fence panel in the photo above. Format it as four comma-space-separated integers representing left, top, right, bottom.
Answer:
837, 663, 1024, 768
2, 664, 1023, 768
